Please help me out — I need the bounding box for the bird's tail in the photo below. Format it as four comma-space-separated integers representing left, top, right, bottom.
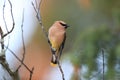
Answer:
50, 54, 58, 67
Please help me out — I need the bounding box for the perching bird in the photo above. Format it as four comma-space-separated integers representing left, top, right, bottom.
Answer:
48, 21, 69, 66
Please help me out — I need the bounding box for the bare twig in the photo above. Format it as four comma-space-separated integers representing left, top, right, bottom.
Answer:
1, 0, 34, 79
0, 28, 19, 80
0, 60, 14, 77
3, 0, 9, 33
31, 1, 37, 13
0, 27, 4, 51
4, 31, 34, 80
3, 0, 15, 37
21, 9, 25, 62
32, 0, 65, 80
16, 9, 26, 71
4, 46, 34, 75
89, 49, 105, 80
0, 27, 5, 60
31, 0, 48, 39
58, 61, 65, 80
16, 7, 34, 80
29, 67, 34, 80
1, 1, 18, 79
101, 49, 105, 80
3, 0, 10, 54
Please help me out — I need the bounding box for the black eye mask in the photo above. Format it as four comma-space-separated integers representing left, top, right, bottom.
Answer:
59, 22, 70, 28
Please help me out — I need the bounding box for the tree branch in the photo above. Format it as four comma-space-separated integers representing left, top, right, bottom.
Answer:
3, 0, 15, 37
0, 27, 5, 59
58, 61, 65, 80
16, 9, 26, 71
0, 27, 4, 51
4, 46, 34, 78
3, 0, 10, 54
3, 0, 9, 33
1, 0, 34, 79
29, 67, 34, 80
0, 27, 19, 80
31, 0, 48, 39
101, 49, 105, 80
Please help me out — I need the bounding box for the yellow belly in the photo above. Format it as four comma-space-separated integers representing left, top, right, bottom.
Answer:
51, 40, 60, 51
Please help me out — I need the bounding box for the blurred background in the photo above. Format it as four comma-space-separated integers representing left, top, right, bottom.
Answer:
1, 0, 120, 80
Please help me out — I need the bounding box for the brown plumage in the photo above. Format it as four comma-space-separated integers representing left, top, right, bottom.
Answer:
48, 21, 69, 66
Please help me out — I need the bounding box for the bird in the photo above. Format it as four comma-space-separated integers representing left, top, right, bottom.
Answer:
48, 21, 70, 67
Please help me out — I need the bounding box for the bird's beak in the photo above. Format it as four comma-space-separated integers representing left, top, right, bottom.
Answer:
65, 24, 70, 27
65, 24, 70, 28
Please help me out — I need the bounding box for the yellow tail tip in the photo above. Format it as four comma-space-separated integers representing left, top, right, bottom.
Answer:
50, 62, 57, 67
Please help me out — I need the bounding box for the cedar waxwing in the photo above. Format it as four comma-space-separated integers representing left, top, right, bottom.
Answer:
48, 21, 70, 67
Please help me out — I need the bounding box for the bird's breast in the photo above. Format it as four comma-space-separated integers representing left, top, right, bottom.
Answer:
49, 27, 65, 49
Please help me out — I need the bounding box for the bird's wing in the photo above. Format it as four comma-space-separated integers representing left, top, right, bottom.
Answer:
48, 39, 51, 46
47, 36, 55, 54
58, 33, 66, 59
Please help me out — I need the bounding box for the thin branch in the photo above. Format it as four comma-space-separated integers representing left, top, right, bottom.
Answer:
4, 35, 10, 53
58, 61, 65, 80
3, 0, 9, 32
5, 45, 34, 80
101, 49, 105, 80
31, 0, 48, 39
3, 0, 11, 54
35, 0, 38, 11
0, 27, 5, 59
29, 67, 34, 80
0, 60, 14, 77
89, 49, 105, 80
31, 2, 37, 14
16, 9, 25, 71
0, 27, 5, 63
3, 0, 15, 37
4, 46, 32, 73
14, 6, 34, 80
1, 0, 34, 79
1, 56, 19, 80
21, 9, 25, 61
0, 27, 18, 79
0, 27, 4, 50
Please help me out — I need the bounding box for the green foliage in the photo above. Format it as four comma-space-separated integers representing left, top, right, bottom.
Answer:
68, 25, 120, 79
